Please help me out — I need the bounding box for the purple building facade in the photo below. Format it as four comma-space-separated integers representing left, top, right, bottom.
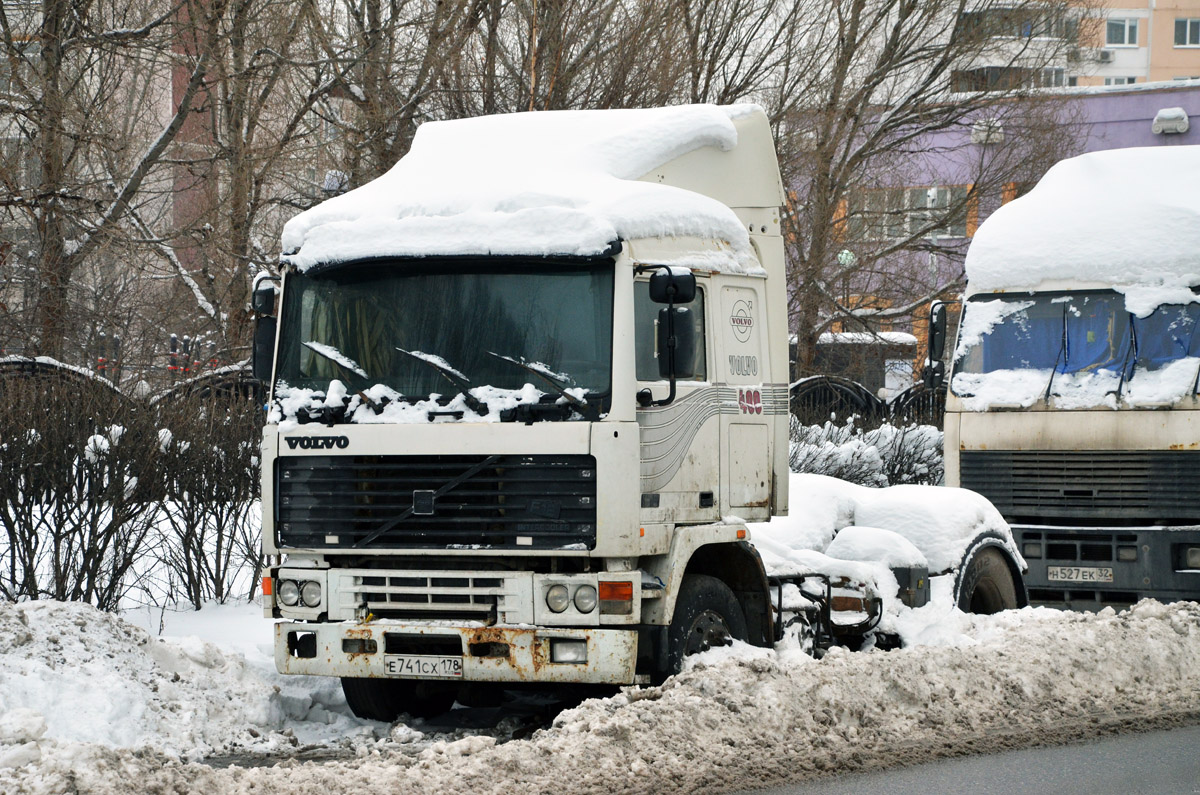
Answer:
819, 81, 1200, 395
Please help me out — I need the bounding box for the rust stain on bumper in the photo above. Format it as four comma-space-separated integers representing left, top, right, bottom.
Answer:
275, 622, 637, 684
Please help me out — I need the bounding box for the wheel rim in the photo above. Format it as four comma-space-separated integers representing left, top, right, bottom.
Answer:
685, 609, 733, 655
969, 578, 1003, 615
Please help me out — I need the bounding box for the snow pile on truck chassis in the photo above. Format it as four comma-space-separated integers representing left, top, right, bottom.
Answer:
3, 600, 1200, 793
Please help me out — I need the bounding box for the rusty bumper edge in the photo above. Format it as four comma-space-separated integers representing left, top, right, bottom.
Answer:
274, 621, 639, 685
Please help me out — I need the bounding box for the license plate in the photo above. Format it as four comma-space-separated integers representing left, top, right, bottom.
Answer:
1047, 566, 1114, 583
384, 655, 463, 678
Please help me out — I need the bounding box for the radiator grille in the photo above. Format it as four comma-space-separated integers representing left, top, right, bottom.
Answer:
960, 450, 1200, 522
276, 454, 596, 549
346, 572, 504, 621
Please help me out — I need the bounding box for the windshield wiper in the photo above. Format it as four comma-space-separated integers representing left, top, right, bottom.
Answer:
395, 349, 488, 416
301, 341, 383, 414
485, 352, 596, 419
1042, 310, 1068, 403
1116, 318, 1138, 400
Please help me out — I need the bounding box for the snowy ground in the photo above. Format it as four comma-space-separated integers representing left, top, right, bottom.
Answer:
1, 598, 1199, 794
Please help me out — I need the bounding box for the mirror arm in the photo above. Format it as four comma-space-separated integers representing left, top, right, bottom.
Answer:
652, 279, 678, 407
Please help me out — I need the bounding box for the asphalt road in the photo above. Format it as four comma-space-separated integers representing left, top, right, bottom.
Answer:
752, 723, 1200, 795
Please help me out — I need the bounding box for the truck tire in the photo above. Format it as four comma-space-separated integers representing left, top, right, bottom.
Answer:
956, 546, 1019, 615
340, 677, 456, 722
664, 574, 749, 677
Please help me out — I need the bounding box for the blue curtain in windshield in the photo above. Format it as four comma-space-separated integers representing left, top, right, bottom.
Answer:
1063, 295, 1131, 374
980, 302, 1064, 372
1133, 304, 1200, 370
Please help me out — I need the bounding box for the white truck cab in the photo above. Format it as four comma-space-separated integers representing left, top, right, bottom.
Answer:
254, 106, 796, 717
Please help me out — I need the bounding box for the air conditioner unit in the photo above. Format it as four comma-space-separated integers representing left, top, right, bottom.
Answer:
971, 120, 1005, 145
1098, 49, 1115, 63
1152, 107, 1190, 135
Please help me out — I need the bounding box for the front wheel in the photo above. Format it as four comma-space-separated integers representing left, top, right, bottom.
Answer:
663, 574, 748, 678
956, 546, 1020, 614
340, 677, 457, 722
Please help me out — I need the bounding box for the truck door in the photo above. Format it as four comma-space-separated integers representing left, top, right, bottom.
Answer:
634, 277, 720, 524
719, 284, 771, 515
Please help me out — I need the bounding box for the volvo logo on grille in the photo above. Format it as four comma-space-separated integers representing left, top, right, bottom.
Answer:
413, 490, 436, 515
285, 435, 350, 450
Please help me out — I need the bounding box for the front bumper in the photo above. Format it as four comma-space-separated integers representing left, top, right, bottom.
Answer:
1015, 524, 1200, 609
275, 620, 640, 685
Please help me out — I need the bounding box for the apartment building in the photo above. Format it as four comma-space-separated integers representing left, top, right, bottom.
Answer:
1073, 1, 1200, 86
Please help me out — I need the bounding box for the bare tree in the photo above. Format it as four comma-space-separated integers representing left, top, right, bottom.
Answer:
0, 0, 217, 361
776, 0, 1091, 374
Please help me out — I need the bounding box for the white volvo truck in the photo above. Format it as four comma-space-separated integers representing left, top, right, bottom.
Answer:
939, 145, 1200, 611
253, 105, 1024, 719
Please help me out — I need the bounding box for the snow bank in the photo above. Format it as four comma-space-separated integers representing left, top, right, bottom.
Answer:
965, 146, 1200, 315
280, 105, 765, 274
0, 601, 367, 765
5, 601, 1199, 794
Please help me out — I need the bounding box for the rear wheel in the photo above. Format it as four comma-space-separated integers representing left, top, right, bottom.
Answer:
957, 546, 1019, 614
663, 574, 748, 677
340, 677, 457, 722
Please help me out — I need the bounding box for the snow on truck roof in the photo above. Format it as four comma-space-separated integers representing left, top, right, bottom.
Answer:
964, 146, 1200, 315
279, 104, 782, 276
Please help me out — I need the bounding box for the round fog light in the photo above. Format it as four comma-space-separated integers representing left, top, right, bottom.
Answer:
546, 584, 570, 613
278, 579, 300, 607
300, 580, 322, 607
574, 584, 598, 613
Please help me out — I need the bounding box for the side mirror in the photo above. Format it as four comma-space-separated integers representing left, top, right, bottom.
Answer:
252, 281, 278, 315
658, 307, 696, 379
649, 267, 696, 304
928, 301, 947, 362
922, 359, 945, 390
253, 316, 277, 383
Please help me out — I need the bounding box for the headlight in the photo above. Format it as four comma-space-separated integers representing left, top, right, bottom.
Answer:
546, 584, 570, 613
278, 579, 300, 606
573, 584, 598, 613
300, 580, 322, 608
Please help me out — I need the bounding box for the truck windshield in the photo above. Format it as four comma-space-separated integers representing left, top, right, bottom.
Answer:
953, 291, 1200, 408
273, 260, 614, 419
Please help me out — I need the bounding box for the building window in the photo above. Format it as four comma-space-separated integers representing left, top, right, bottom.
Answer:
0, 41, 37, 94
1104, 77, 1137, 85
956, 9, 1077, 40
1177, 18, 1200, 47
951, 66, 1065, 92
849, 186, 972, 241
1041, 68, 1065, 87
1106, 18, 1138, 46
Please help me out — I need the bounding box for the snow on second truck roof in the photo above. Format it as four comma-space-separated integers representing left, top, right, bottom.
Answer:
965, 146, 1200, 315
280, 104, 773, 274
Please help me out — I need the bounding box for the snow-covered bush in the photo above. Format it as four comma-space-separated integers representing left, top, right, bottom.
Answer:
788, 415, 943, 486
0, 376, 160, 608
0, 367, 264, 612
149, 393, 263, 610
